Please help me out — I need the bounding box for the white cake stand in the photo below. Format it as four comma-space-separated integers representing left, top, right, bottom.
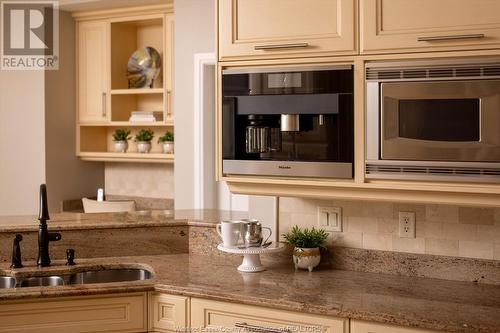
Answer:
217, 243, 285, 273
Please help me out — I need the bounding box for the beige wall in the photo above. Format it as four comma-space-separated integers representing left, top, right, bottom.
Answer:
174, 0, 216, 209
279, 197, 500, 260
0, 11, 104, 216
105, 163, 174, 198
0, 70, 46, 215
45, 11, 104, 212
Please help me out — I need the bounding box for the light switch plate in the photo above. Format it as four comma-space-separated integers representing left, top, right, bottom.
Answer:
317, 207, 342, 232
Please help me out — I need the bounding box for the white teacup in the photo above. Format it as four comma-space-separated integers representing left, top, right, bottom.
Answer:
216, 220, 241, 247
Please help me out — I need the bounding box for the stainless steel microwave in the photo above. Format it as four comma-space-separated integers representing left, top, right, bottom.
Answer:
365, 58, 500, 182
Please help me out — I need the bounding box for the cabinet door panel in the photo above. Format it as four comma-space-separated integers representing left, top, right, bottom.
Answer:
149, 293, 189, 333
361, 0, 500, 54
191, 298, 347, 333
218, 0, 357, 60
78, 20, 108, 123
0, 293, 147, 333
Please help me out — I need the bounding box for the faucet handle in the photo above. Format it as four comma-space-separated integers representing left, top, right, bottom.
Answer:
11, 234, 23, 269
66, 248, 76, 266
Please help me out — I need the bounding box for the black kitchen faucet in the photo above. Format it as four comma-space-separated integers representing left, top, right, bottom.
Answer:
37, 184, 61, 267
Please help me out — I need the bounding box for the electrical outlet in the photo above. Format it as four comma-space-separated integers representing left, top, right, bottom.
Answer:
318, 207, 342, 232
398, 211, 416, 238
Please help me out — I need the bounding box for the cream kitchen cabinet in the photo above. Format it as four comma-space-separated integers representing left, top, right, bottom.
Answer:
190, 298, 348, 333
361, 0, 500, 54
149, 293, 189, 333
0, 293, 147, 333
0, 292, 446, 333
74, 5, 175, 163
351, 320, 444, 333
218, 0, 357, 61
77, 20, 108, 123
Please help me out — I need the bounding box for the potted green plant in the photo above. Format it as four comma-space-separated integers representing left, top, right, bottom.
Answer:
283, 226, 328, 272
158, 131, 174, 154
135, 129, 154, 153
112, 129, 131, 153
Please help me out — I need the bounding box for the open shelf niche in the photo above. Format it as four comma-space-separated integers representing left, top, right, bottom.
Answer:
78, 125, 174, 163
110, 18, 164, 90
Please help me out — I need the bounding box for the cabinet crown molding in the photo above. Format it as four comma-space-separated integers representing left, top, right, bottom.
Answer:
73, 4, 173, 21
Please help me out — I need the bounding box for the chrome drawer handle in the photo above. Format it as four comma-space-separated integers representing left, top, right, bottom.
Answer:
101, 92, 106, 117
254, 43, 309, 50
417, 33, 485, 42
235, 322, 290, 333
166, 90, 171, 119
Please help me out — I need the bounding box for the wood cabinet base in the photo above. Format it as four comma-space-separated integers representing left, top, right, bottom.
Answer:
0, 293, 147, 333
191, 298, 348, 333
149, 293, 189, 333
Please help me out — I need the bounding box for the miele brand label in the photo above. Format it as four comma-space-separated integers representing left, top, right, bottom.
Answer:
278, 165, 291, 169
268, 72, 302, 88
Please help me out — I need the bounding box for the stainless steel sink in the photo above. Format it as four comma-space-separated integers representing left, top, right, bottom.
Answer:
69, 269, 151, 285
0, 268, 151, 289
0, 277, 16, 289
19, 276, 64, 287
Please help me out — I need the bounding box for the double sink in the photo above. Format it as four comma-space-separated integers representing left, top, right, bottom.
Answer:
0, 268, 152, 289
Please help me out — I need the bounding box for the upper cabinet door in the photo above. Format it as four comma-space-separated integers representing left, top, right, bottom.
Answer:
78, 20, 108, 123
361, 0, 500, 54
218, 0, 357, 61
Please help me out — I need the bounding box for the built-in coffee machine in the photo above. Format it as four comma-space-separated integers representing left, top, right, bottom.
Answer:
222, 65, 354, 179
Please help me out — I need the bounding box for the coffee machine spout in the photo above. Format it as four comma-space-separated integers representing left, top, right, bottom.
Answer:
280, 114, 300, 132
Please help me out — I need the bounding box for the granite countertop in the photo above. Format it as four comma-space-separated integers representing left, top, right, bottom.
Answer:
0, 210, 246, 232
0, 254, 498, 333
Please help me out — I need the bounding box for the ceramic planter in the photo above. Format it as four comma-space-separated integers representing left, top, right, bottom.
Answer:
136, 141, 151, 153
162, 141, 174, 154
293, 247, 321, 272
114, 141, 128, 153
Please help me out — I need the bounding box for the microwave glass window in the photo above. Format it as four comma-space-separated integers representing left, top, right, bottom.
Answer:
398, 99, 480, 142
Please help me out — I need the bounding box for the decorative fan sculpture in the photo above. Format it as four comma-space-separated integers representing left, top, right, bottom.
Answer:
127, 46, 161, 88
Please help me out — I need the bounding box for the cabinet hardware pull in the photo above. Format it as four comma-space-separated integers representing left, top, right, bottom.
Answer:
166, 90, 171, 119
101, 92, 106, 118
417, 34, 485, 42
254, 43, 309, 50
235, 322, 290, 333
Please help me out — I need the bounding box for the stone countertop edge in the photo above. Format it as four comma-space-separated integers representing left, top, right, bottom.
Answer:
0, 255, 498, 333
0, 209, 239, 232
0, 220, 216, 232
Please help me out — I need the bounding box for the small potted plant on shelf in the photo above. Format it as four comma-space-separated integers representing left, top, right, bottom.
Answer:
135, 129, 154, 153
158, 131, 174, 154
112, 129, 131, 153
283, 226, 329, 272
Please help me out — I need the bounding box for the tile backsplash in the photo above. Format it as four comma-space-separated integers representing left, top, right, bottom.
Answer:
104, 163, 174, 199
279, 197, 500, 260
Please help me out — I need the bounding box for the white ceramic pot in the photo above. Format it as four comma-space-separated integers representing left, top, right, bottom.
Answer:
162, 141, 174, 154
136, 141, 151, 153
114, 141, 128, 153
293, 247, 321, 272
